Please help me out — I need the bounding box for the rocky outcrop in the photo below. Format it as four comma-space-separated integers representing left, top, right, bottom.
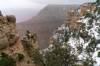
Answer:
0, 12, 16, 50
6, 15, 16, 22
0, 11, 37, 66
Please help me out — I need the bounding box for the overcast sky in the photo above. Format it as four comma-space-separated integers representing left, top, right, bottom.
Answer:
0, 0, 44, 9
0, 0, 95, 22
0, 0, 93, 9
30, 0, 91, 4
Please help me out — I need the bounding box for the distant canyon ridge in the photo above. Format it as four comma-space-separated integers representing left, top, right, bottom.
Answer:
17, 5, 79, 49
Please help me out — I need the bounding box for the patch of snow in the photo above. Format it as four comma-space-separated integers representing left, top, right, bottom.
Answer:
93, 50, 100, 66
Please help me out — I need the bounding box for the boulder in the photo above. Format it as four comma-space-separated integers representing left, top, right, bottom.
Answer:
6, 32, 17, 46
9, 36, 17, 46
0, 36, 9, 50
6, 15, 16, 23
0, 11, 3, 16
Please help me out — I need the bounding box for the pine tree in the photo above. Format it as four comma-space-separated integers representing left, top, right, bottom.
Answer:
96, 0, 100, 5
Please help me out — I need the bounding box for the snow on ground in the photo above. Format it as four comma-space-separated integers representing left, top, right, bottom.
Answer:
45, 3, 100, 66
93, 50, 100, 66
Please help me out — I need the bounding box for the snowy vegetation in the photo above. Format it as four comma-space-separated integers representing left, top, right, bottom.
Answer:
31, 0, 100, 66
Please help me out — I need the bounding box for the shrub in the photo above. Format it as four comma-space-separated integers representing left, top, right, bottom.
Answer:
85, 13, 93, 18
16, 53, 24, 61
0, 52, 16, 66
98, 52, 100, 57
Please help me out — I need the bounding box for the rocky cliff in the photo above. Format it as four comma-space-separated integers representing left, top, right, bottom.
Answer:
0, 11, 38, 66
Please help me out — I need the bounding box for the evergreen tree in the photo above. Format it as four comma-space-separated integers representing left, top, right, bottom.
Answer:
96, 0, 100, 5
32, 43, 77, 66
